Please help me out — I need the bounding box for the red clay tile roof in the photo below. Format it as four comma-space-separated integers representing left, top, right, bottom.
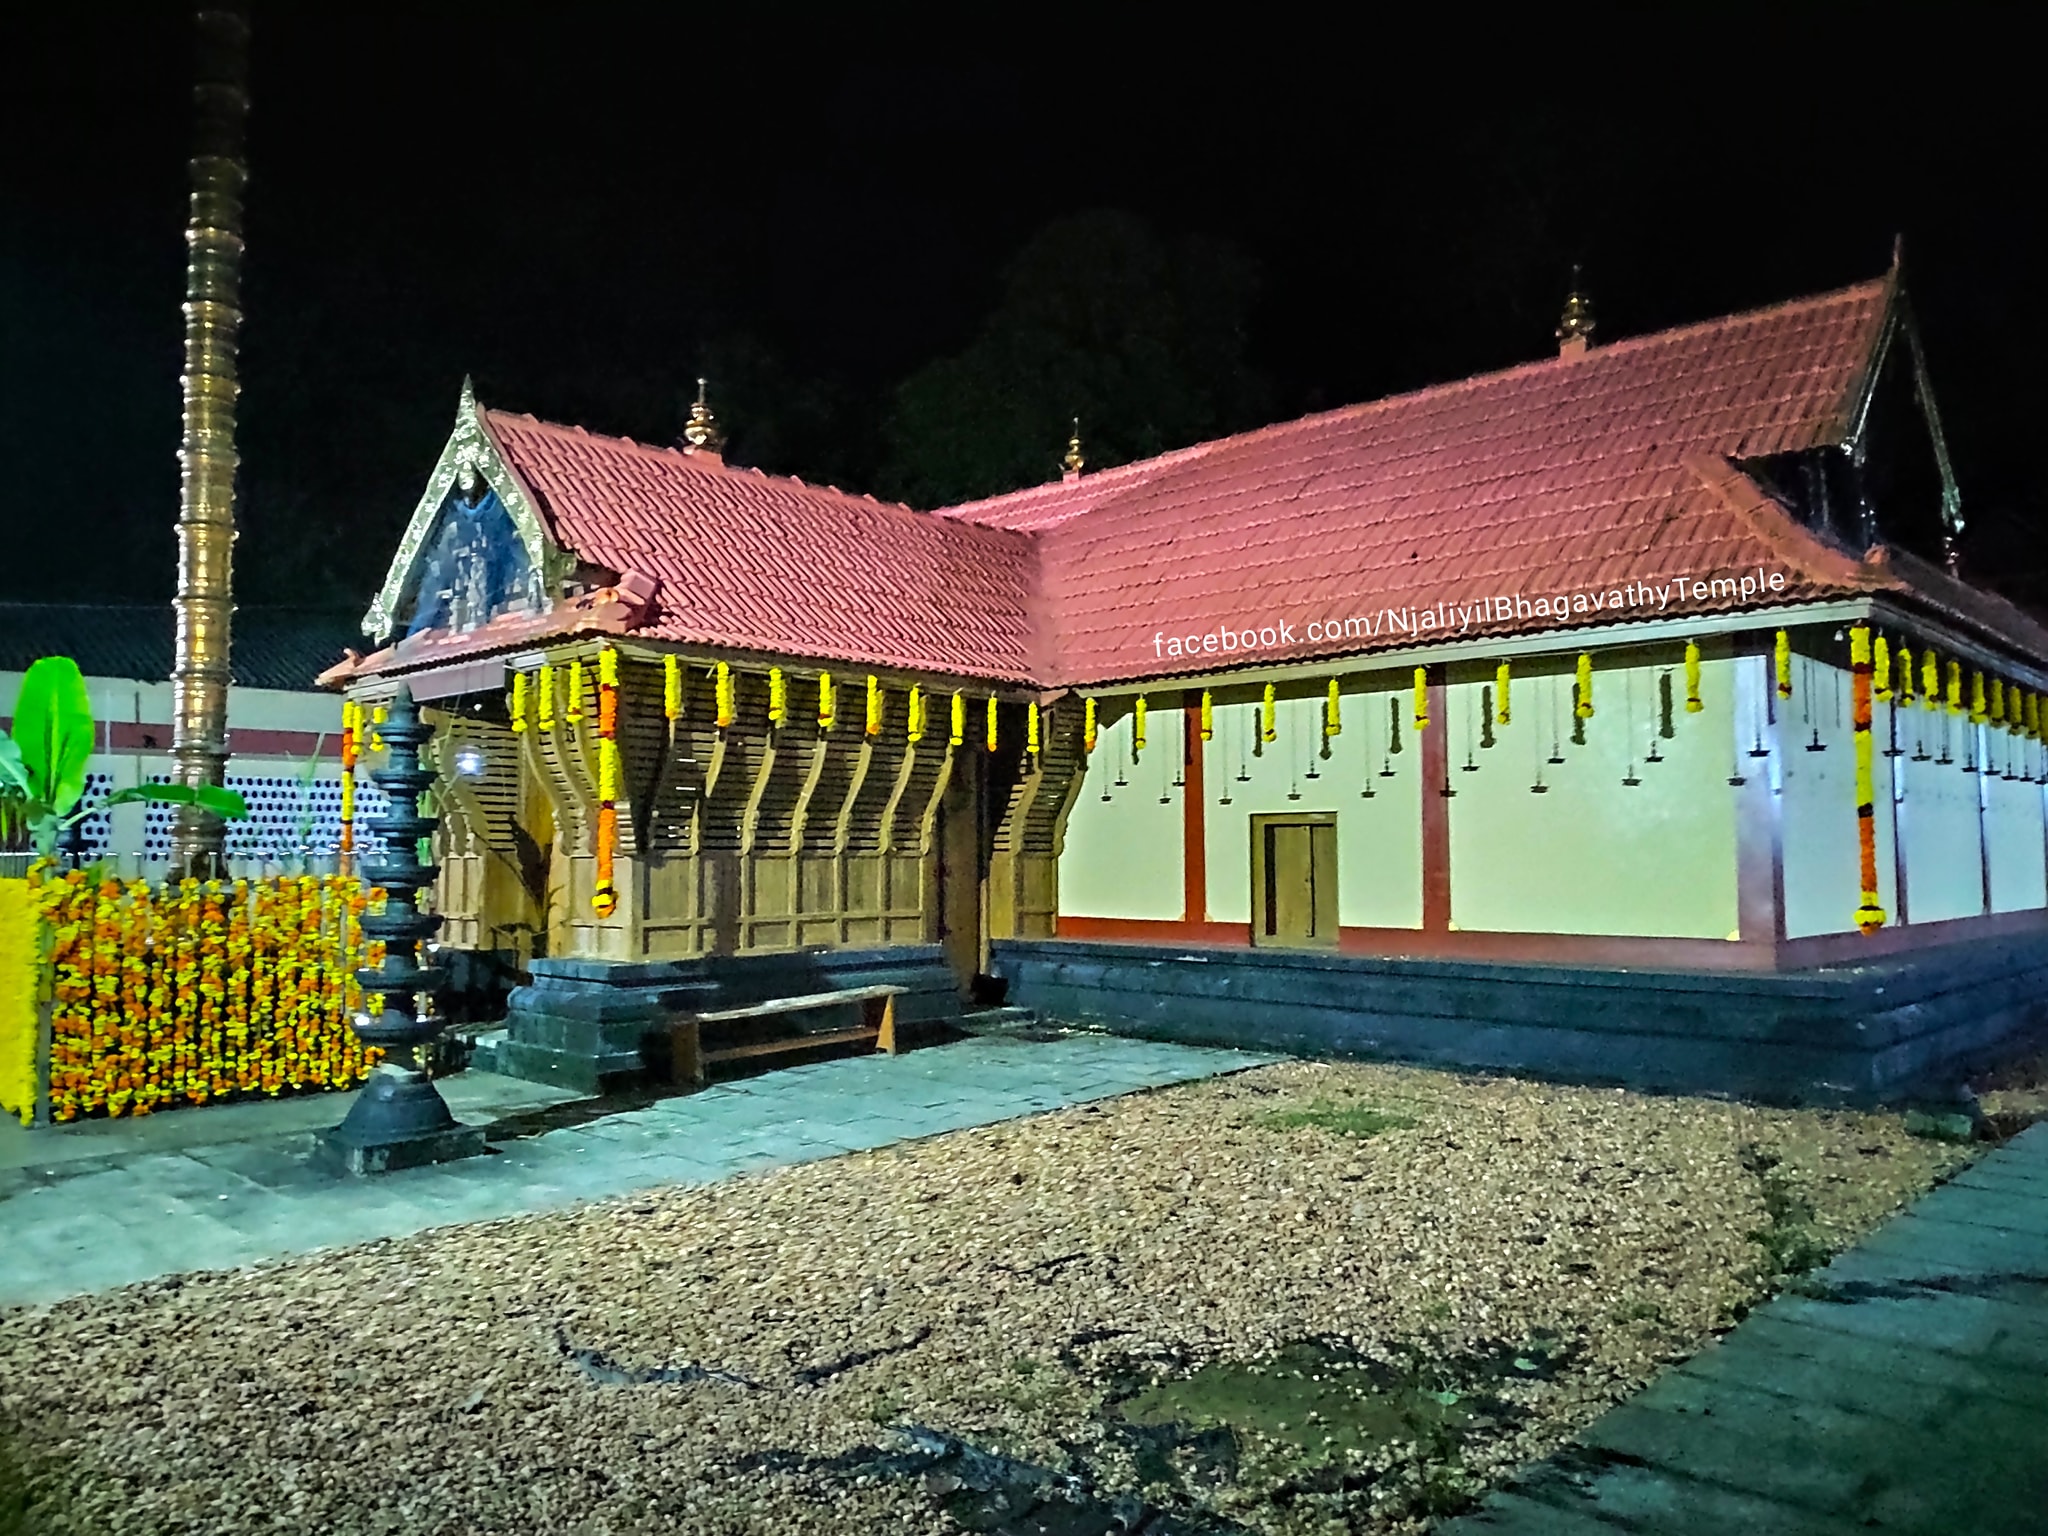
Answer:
373, 273, 2045, 696
481, 413, 1042, 685
940, 277, 1923, 686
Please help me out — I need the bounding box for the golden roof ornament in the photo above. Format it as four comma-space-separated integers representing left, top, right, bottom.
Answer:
1062, 417, 1085, 481
682, 376, 724, 455
1557, 266, 1596, 357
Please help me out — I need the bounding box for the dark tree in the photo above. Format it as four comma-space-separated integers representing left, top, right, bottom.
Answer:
877, 212, 1272, 508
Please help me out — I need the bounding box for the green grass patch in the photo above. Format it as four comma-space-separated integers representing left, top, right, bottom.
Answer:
1257, 1100, 1419, 1139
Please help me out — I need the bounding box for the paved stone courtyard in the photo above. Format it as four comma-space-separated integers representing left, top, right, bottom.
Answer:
0, 1032, 1277, 1308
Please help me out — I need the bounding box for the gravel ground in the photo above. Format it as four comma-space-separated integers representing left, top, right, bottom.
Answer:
0, 1059, 1975, 1535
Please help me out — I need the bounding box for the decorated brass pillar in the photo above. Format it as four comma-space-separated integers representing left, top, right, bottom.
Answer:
168, 7, 249, 875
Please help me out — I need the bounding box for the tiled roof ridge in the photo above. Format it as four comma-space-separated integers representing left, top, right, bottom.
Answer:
938, 274, 1892, 525
480, 408, 927, 523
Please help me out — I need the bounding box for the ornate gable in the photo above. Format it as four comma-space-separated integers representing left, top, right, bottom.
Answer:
362, 380, 575, 642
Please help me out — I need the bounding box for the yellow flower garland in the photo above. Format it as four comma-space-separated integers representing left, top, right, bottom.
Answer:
1198, 690, 1213, 742
865, 675, 883, 737
907, 684, 925, 743
1494, 662, 1511, 725
663, 654, 682, 723
537, 664, 555, 731
715, 661, 736, 729
1684, 640, 1703, 713
818, 672, 835, 730
1264, 683, 1279, 743
1326, 678, 1343, 738
509, 671, 527, 733
1774, 630, 1792, 699
950, 690, 966, 748
1873, 635, 1891, 701
986, 695, 1000, 753
1027, 701, 1041, 757
1896, 644, 1915, 706
565, 660, 584, 723
1970, 669, 1987, 724
1574, 654, 1593, 720
1990, 677, 2006, 726
1921, 649, 1939, 711
1083, 697, 1097, 754
1947, 660, 1964, 716
1134, 695, 1148, 754
768, 666, 788, 727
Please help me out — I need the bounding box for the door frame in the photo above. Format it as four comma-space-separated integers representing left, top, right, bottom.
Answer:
1250, 811, 1339, 949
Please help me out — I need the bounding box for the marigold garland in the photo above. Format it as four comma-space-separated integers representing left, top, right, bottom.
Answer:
1990, 677, 2006, 726
1849, 623, 1886, 934
1326, 679, 1343, 738
1774, 630, 1792, 699
565, 660, 585, 723
986, 695, 1000, 753
593, 644, 621, 919
865, 675, 883, 737
1921, 649, 1939, 711
1683, 641, 1703, 714
1083, 697, 1098, 754
338, 700, 360, 857
1896, 644, 1916, 706
509, 670, 528, 733
768, 667, 788, 728
715, 661, 736, 729
1574, 655, 1593, 720
663, 654, 682, 725
1026, 701, 1040, 758
1264, 683, 1280, 743
34, 871, 377, 1122
537, 665, 555, 731
1947, 660, 1964, 716
1494, 662, 1511, 725
951, 691, 967, 749
2030, 692, 2043, 741
1969, 669, 1987, 724
1873, 635, 1891, 701
907, 684, 925, 743
1198, 690, 1213, 742
818, 672, 835, 730
1133, 695, 1148, 755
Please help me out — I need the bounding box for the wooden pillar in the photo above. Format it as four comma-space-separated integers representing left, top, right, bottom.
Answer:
1420, 671, 1451, 932
1181, 691, 1207, 923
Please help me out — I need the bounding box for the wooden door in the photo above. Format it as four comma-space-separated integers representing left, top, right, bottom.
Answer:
1253, 813, 1338, 948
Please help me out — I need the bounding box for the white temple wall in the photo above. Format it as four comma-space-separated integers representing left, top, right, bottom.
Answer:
1983, 748, 2048, 914
1447, 655, 1740, 940
1777, 659, 1898, 939
1058, 704, 1184, 921
1202, 686, 1424, 930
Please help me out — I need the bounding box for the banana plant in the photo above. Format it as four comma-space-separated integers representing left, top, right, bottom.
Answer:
0, 656, 249, 860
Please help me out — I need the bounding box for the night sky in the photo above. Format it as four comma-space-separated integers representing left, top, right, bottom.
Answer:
5, 13, 2040, 618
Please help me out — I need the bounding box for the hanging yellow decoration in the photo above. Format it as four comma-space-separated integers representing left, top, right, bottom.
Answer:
1263, 683, 1279, 742
1969, 669, 1987, 724
714, 661, 736, 728
1774, 630, 1792, 699
1133, 695, 1148, 753
986, 695, 999, 753
907, 684, 925, 743
1494, 661, 1511, 725
1326, 678, 1344, 738
1921, 649, 1940, 711
1849, 623, 1885, 934
663, 655, 682, 723
768, 667, 788, 727
1990, 677, 2006, 727
1027, 701, 1041, 757
537, 664, 555, 730
370, 703, 386, 753
1873, 635, 1891, 701
818, 672, 835, 730
509, 671, 528, 734
865, 675, 883, 737
565, 659, 584, 723
1947, 660, 1964, 716
1896, 644, 1915, 706
1574, 654, 1594, 719
1199, 689, 1213, 741
338, 701, 359, 859
1413, 669, 1430, 730
1083, 697, 1098, 754
2029, 692, 2043, 740
951, 690, 967, 748
1683, 641, 1703, 713
593, 644, 621, 918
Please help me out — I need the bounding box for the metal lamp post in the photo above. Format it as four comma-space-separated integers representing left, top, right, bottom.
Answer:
326, 686, 484, 1172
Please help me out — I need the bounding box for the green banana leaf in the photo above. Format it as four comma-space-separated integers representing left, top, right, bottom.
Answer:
99, 783, 250, 820
11, 657, 94, 817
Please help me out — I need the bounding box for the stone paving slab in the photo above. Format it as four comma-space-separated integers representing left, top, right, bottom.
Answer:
1441, 1123, 2048, 1535
0, 1033, 1276, 1308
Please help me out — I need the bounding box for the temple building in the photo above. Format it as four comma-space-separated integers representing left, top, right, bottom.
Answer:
325, 263, 2048, 1100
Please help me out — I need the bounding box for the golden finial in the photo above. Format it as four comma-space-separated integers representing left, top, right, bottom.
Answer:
1063, 417, 1085, 479
1557, 266, 1595, 356
682, 376, 723, 453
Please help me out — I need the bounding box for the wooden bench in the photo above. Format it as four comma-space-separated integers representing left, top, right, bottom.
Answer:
668, 984, 905, 1087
